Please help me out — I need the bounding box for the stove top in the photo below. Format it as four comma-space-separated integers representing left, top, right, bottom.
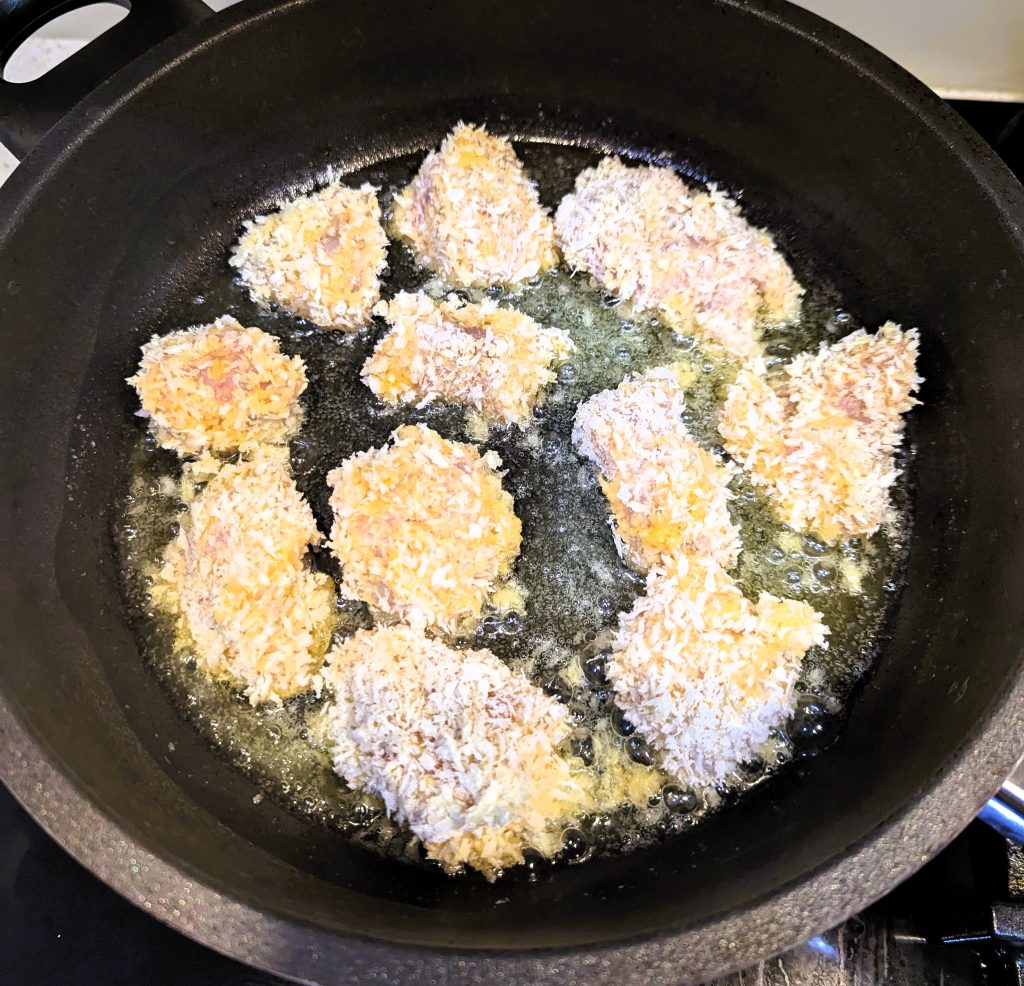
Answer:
1, 98, 1021, 986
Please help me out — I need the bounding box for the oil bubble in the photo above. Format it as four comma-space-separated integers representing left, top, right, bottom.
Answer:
522, 848, 547, 881
801, 535, 827, 557
612, 707, 636, 736
561, 828, 589, 860
543, 676, 572, 703
662, 785, 699, 813
625, 735, 655, 767
582, 655, 610, 687
572, 735, 595, 767
786, 696, 840, 753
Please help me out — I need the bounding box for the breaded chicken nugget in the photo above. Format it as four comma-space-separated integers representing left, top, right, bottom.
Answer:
573, 366, 740, 571
231, 179, 387, 330
555, 158, 802, 359
720, 323, 921, 541
609, 553, 826, 788
327, 425, 521, 632
128, 316, 306, 457
155, 452, 335, 704
324, 624, 580, 878
392, 123, 558, 287
364, 291, 573, 426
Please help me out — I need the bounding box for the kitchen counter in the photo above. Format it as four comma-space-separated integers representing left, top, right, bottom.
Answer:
1, 39, 82, 185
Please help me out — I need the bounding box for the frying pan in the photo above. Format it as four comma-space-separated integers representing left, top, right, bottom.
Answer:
2, 0, 1024, 982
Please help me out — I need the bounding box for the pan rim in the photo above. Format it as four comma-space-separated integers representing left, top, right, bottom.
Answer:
1, 0, 1024, 981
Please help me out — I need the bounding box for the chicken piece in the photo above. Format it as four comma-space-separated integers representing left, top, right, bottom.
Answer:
781, 320, 922, 448
720, 323, 921, 542
326, 425, 522, 632
231, 179, 387, 330
128, 316, 306, 457
324, 624, 580, 878
154, 452, 335, 704
573, 366, 740, 571
555, 157, 802, 359
609, 553, 827, 788
363, 291, 574, 426
392, 123, 559, 287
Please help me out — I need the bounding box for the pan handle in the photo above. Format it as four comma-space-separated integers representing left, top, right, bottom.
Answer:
978, 757, 1024, 843
0, 0, 212, 160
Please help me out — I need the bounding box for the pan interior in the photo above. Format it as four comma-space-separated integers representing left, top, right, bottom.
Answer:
114, 139, 910, 877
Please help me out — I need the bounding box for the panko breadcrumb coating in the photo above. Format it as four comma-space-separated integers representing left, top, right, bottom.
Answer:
363, 291, 574, 426
154, 452, 335, 705
609, 553, 827, 788
128, 316, 306, 458
324, 624, 580, 878
392, 123, 559, 287
326, 425, 522, 632
720, 322, 921, 542
555, 158, 802, 359
230, 179, 387, 330
573, 366, 740, 572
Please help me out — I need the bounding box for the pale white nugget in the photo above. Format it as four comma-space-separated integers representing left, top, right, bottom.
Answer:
555, 157, 802, 358
324, 624, 580, 878
609, 553, 827, 788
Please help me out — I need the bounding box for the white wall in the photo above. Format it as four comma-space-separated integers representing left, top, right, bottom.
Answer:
795, 0, 1024, 100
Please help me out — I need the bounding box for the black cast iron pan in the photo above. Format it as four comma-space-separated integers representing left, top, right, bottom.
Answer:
2, 0, 1024, 982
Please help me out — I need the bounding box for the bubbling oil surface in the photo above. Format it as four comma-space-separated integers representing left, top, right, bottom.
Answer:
114, 142, 911, 875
